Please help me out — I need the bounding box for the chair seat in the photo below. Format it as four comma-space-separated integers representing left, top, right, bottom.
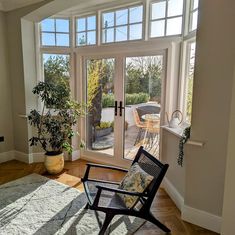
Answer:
84, 180, 128, 210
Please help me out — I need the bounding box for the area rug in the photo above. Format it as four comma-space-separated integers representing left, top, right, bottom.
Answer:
0, 174, 145, 235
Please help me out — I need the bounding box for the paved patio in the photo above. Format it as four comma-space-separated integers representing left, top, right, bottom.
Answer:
92, 124, 159, 160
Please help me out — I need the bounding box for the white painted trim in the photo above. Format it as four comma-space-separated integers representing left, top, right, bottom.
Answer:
32, 152, 45, 163
0, 150, 78, 164
71, 150, 81, 161
162, 176, 221, 233
182, 205, 222, 234
0, 0, 44, 12
162, 176, 184, 211
0, 2, 4, 11
0, 151, 15, 163
14, 151, 31, 164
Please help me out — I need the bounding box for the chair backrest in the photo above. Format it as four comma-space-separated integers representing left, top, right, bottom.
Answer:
132, 146, 169, 210
146, 118, 160, 134
136, 105, 161, 121
133, 108, 143, 127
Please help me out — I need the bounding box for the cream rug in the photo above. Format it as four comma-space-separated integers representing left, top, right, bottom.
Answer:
0, 174, 145, 235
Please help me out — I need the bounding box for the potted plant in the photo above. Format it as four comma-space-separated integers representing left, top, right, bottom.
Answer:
95, 121, 113, 138
28, 78, 84, 174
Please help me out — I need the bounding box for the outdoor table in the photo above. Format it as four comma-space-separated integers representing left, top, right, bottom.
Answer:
141, 114, 160, 147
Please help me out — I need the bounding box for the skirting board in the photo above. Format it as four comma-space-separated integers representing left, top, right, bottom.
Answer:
0, 151, 15, 163
0, 150, 78, 164
162, 177, 221, 234
182, 206, 222, 234
162, 177, 184, 211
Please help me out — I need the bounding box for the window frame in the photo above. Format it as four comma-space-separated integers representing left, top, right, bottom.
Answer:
149, 0, 185, 39
188, 0, 199, 33
75, 14, 98, 47
101, 4, 145, 44
178, 36, 196, 124
40, 17, 71, 48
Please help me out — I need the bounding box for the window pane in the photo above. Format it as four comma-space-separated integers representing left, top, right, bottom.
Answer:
56, 19, 69, 32
166, 17, 182, 35
87, 16, 96, 30
191, 11, 198, 31
77, 32, 86, 46
87, 31, 96, 45
167, 0, 184, 17
151, 20, 165, 37
103, 12, 114, 28
56, 33, 69, 46
42, 33, 55, 46
41, 19, 55, 32
151, 1, 166, 20
129, 23, 142, 40
115, 26, 127, 42
116, 9, 128, 26
77, 18, 86, 32
129, 6, 143, 23
43, 54, 70, 84
102, 28, 114, 43
193, 0, 199, 10
186, 42, 196, 123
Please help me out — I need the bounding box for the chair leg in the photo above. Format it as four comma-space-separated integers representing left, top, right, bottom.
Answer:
84, 203, 90, 209
147, 212, 171, 233
98, 213, 114, 235
135, 128, 142, 145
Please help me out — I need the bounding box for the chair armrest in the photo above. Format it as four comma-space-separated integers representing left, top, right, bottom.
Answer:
87, 163, 128, 172
96, 185, 145, 197
92, 185, 146, 207
82, 163, 128, 182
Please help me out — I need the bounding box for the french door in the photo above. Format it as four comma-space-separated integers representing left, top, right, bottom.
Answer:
81, 52, 165, 167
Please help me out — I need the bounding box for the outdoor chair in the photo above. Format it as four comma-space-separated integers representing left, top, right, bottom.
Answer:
136, 105, 161, 121
133, 108, 147, 145
82, 146, 170, 235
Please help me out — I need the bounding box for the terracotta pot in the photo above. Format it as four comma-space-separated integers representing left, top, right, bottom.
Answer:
44, 152, 64, 174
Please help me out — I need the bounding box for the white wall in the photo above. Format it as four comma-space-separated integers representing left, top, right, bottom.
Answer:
161, 0, 235, 233
221, 65, 235, 235
5, 1, 49, 154
0, 11, 14, 154
185, 0, 235, 216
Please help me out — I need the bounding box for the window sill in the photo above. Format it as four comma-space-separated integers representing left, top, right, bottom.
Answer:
161, 122, 190, 138
161, 123, 205, 147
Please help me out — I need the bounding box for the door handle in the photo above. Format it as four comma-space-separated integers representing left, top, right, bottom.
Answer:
118, 101, 125, 116
115, 101, 118, 116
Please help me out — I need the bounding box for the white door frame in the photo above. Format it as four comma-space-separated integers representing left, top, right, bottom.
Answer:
76, 43, 174, 168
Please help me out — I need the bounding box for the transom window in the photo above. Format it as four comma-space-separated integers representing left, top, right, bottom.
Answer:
38, 0, 198, 126
40, 18, 70, 47
150, 0, 184, 38
76, 15, 96, 46
102, 5, 143, 43
189, 0, 198, 32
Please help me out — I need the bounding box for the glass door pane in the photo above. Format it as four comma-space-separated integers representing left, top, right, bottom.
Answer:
124, 55, 164, 160
86, 58, 115, 156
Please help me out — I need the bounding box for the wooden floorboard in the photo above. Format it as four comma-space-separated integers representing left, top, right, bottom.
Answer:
0, 159, 218, 235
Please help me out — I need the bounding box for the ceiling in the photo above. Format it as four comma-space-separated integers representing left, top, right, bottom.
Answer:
0, 0, 46, 12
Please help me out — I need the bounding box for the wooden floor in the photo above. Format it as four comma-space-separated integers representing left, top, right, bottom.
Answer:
0, 159, 218, 235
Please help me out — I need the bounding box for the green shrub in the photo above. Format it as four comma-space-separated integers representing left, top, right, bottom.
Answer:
125, 93, 149, 105
102, 92, 149, 108
102, 93, 115, 108
95, 121, 112, 130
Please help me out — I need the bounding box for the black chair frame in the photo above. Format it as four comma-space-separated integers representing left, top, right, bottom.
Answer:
82, 146, 170, 235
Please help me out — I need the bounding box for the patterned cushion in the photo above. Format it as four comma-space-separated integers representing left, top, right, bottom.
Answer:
118, 163, 154, 208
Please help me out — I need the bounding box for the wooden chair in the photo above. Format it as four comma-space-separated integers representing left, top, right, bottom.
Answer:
143, 116, 160, 151
82, 146, 170, 235
133, 108, 147, 145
